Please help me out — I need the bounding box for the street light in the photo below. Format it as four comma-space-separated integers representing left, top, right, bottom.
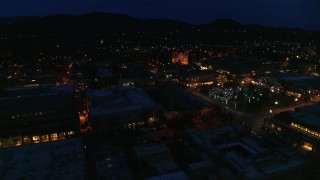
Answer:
269, 109, 273, 118
274, 101, 278, 105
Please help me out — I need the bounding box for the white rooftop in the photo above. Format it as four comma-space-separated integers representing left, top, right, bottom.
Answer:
89, 87, 156, 116
0, 138, 86, 180
185, 126, 307, 179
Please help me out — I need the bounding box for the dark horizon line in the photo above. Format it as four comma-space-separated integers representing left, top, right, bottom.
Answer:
0, 11, 318, 31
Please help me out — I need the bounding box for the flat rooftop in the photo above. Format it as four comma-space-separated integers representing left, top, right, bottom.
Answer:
0, 138, 86, 179
88, 87, 156, 116
295, 103, 320, 117
133, 143, 170, 158
133, 143, 180, 176
1, 85, 75, 99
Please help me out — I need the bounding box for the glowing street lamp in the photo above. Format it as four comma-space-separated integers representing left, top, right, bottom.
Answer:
269, 109, 273, 118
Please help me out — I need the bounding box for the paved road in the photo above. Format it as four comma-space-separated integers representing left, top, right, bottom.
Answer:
187, 89, 313, 132
184, 89, 216, 107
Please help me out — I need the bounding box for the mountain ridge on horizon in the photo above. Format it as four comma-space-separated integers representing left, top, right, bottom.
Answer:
0, 12, 318, 37
0, 12, 316, 30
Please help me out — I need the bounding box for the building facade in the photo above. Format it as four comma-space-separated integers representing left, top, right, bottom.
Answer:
0, 85, 79, 148
172, 50, 188, 65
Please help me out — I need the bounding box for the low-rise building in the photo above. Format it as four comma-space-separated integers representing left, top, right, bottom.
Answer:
264, 103, 320, 152
87, 86, 159, 133
181, 125, 311, 179
270, 73, 320, 102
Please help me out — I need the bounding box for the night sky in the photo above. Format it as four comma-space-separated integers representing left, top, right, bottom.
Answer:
1, 0, 320, 29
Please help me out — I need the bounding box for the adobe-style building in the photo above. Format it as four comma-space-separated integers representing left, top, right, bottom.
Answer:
87, 86, 159, 133
0, 137, 86, 179
172, 50, 188, 65
182, 125, 312, 179
264, 103, 320, 153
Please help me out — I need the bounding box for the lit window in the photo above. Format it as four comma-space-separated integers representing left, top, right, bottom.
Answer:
148, 117, 155, 124
33, 136, 40, 143
59, 132, 66, 139
41, 135, 49, 142
302, 142, 313, 151
23, 136, 31, 144
137, 121, 144, 126
50, 133, 58, 141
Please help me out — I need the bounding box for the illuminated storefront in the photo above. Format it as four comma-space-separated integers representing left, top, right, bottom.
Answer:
290, 122, 320, 139
264, 104, 320, 153
0, 131, 76, 148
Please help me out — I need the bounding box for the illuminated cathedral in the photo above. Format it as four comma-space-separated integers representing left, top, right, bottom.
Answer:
172, 49, 188, 65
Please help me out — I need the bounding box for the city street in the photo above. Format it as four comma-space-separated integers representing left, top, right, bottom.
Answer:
187, 89, 313, 132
